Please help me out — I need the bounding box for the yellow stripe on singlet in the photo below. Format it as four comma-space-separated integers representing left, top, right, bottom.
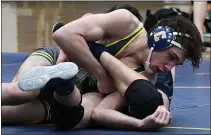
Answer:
105, 25, 144, 48
78, 74, 89, 86
138, 71, 145, 74
115, 28, 145, 57
29, 51, 54, 65
132, 67, 145, 74
43, 100, 51, 122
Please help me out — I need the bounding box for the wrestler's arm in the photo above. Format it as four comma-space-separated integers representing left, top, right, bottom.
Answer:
93, 109, 142, 130
91, 52, 171, 130
99, 52, 148, 95
92, 92, 141, 130
92, 92, 170, 130
56, 48, 70, 63
52, 9, 134, 82
100, 52, 170, 109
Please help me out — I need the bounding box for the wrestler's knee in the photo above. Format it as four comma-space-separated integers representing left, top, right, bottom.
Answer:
2, 100, 45, 125
51, 98, 84, 129
82, 93, 104, 107
125, 79, 163, 119
81, 93, 104, 121
69, 93, 104, 129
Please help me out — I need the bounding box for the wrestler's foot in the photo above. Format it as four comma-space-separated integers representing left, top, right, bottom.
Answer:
52, 22, 65, 33
18, 62, 78, 91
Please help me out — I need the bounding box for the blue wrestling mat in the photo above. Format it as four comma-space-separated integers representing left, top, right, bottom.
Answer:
2, 52, 211, 134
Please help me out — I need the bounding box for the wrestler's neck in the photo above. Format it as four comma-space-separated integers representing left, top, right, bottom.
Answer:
130, 45, 149, 66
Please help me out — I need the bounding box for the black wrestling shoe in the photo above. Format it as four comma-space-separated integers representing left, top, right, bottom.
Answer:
52, 22, 65, 33
51, 77, 76, 96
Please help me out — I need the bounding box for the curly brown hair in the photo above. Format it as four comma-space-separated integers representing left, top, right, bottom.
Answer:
148, 16, 203, 69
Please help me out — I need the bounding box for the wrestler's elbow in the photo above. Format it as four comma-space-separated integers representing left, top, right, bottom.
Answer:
52, 24, 77, 43
53, 29, 82, 50
52, 27, 69, 42
52, 29, 64, 44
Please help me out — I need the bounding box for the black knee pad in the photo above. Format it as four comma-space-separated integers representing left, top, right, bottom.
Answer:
125, 79, 163, 119
51, 98, 84, 129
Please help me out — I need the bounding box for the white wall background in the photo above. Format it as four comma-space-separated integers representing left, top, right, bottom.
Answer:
1, 1, 191, 53
2, 2, 18, 52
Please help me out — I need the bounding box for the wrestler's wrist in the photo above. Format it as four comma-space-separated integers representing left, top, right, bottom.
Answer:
89, 42, 109, 61
92, 67, 107, 81
137, 120, 145, 130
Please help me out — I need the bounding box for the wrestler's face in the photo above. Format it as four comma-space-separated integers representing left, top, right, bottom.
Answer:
150, 46, 186, 72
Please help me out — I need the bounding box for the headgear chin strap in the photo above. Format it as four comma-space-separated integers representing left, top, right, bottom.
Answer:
144, 47, 155, 74
144, 26, 191, 74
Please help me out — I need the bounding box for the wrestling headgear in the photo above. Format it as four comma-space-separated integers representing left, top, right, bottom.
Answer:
145, 26, 191, 74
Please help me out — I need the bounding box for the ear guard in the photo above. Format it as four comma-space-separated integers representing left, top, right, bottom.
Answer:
144, 26, 191, 74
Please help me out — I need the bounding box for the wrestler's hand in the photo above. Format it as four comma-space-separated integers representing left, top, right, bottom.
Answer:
56, 48, 70, 64
141, 105, 172, 130
97, 72, 116, 94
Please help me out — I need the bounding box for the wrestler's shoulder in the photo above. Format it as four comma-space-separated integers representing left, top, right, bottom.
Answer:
108, 9, 140, 24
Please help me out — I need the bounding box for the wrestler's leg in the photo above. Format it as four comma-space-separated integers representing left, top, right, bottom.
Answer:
2, 55, 51, 105
22, 62, 83, 129
54, 86, 82, 108
52, 82, 104, 129
74, 92, 104, 129
47, 64, 103, 129
2, 99, 45, 125
11, 59, 84, 129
